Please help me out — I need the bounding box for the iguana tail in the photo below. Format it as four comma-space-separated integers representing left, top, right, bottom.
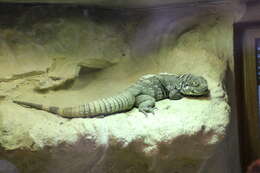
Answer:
13, 92, 136, 118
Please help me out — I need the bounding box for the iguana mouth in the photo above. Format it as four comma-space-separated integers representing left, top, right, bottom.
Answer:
182, 87, 209, 96
197, 88, 209, 95
196, 87, 209, 95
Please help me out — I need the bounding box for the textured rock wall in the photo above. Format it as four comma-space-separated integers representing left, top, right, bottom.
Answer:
0, 5, 134, 93
0, 4, 240, 173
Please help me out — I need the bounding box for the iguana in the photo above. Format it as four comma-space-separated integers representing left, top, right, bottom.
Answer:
13, 73, 209, 118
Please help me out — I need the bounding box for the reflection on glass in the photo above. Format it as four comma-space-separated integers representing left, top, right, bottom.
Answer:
256, 39, 260, 129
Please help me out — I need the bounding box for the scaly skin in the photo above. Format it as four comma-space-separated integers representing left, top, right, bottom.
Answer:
13, 73, 209, 118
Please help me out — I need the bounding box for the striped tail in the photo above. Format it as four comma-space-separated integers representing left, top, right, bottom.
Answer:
13, 92, 136, 118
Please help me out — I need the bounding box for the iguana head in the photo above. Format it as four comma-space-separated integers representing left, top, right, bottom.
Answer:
177, 74, 209, 96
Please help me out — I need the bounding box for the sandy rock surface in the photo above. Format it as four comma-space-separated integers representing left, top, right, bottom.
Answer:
0, 86, 229, 150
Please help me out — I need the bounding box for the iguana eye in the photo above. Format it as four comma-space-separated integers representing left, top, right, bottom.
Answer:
192, 82, 199, 86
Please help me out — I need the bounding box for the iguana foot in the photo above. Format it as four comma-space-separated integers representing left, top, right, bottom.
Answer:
139, 107, 157, 116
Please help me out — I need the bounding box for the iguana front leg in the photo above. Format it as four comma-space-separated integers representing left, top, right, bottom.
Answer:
135, 95, 156, 115
169, 89, 183, 100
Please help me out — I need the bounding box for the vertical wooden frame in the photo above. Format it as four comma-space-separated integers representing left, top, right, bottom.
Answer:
242, 28, 260, 159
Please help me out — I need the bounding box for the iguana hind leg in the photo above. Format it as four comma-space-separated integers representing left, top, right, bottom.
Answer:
135, 95, 156, 115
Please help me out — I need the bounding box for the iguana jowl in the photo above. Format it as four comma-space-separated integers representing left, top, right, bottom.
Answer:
13, 73, 209, 118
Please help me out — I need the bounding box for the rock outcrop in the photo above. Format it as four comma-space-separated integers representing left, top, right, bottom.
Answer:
0, 4, 235, 173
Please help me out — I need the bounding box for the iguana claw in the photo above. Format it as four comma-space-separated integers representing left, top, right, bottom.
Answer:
139, 107, 157, 116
